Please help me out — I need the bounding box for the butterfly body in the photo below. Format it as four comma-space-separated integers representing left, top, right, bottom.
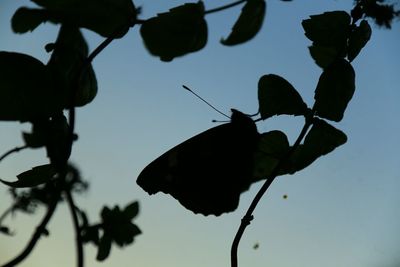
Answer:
136, 109, 259, 216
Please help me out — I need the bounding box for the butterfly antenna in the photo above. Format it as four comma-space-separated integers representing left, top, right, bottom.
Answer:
182, 85, 230, 119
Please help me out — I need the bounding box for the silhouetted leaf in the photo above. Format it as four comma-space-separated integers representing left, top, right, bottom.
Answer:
258, 74, 308, 119
140, 2, 207, 61
23, 132, 45, 149
123, 201, 139, 219
314, 59, 355, 122
11, 7, 47, 33
97, 234, 112, 261
81, 226, 100, 245
254, 130, 289, 179
302, 11, 351, 68
221, 0, 266, 46
0, 164, 57, 188
0, 226, 12, 236
348, 20, 372, 62
281, 119, 347, 174
0, 52, 62, 121
302, 11, 350, 46
13, 0, 137, 38
100, 205, 141, 249
47, 25, 97, 107
308, 45, 339, 69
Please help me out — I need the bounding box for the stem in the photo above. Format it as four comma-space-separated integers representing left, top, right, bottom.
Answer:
1, 195, 59, 267
231, 116, 314, 267
65, 190, 83, 267
0, 146, 28, 164
205, 0, 247, 15
67, 24, 130, 159
0, 206, 13, 226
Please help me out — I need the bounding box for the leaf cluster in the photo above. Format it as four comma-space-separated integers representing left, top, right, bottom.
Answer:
252, 9, 370, 183
79, 202, 141, 261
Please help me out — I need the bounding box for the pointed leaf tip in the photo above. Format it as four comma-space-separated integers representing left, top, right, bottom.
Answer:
221, 0, 266, 46
348, 20, 372, 62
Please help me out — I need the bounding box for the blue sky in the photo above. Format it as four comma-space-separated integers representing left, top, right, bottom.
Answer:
1, 0, 399, 267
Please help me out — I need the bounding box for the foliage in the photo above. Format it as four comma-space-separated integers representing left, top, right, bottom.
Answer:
0, 0, 398, 267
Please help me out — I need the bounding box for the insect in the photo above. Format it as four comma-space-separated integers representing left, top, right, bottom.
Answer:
136, 108, 260, 216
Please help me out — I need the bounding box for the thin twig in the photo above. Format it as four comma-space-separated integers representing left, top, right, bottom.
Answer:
0, 146, 28, 164
231, 115, 314, 267
205, 0, 247, 15
65, 189, 83, 267
67, 23, 133, 159
1, 194, 60, 267
0, 206, 13, 226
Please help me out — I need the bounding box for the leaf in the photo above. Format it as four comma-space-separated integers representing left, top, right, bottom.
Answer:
221, 0, 266, 46
258, 74, 308, 119
308, 45, 340, 69
302, 11, 351, 47
0, 164, 57, 188
97, 234, 112, 261
253, 130, 290, 180
23, 132, 46, 148
100, 204, 142, 249
348, 20, 372, 62
302, 11, 351, 68
0, 226, 12, 236
123, 201, 139, 219
13, 0, 137, 38
0, 52, 62, 121
47, 25, 98, 107
140, 2, 207, 61
280, 119, 347, 175
11, 7, 48, 33
314, 59, 355, 122
81, 226, 99, 245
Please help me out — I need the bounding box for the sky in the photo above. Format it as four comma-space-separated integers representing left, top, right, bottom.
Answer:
0, 0, 400, 267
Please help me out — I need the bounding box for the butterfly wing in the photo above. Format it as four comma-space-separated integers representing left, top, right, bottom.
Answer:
136, 110, 259, 216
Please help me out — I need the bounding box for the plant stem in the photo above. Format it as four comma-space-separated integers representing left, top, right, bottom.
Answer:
205, 0, 247, 15
231, 116, 313, 267
65, 190, 83, 267
0, 146, 28, 164
0, 206, 13, 226
1, 195, 59, 267
67, 24, 130, 158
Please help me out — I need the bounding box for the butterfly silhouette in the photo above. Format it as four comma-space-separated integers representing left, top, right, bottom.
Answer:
136, 109, 260, 216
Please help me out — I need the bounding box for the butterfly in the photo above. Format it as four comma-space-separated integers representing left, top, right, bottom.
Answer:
136, 109, 260, 216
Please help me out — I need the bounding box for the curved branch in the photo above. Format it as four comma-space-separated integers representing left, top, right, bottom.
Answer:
0, 146, 28, 164
1, 194, 59, 267
0, 206, 13, 226
231, 115, 314, 267
205, 0, 247, 15
65, 190, 83, 267
67, 24, 132, 160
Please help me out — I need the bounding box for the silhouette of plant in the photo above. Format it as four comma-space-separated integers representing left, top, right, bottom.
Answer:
0, 0, 398, 267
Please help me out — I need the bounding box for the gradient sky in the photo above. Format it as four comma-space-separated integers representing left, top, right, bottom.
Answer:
1, 0, 399, 267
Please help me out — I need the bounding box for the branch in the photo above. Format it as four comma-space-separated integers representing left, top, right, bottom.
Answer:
0, 206, 13, 226
65, 190, 83, 267
231, 115, 314, 267
1, 194, 60, 267
0, 146, 28, 164
205, 0, 247, 15
67, 24, 132, 160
